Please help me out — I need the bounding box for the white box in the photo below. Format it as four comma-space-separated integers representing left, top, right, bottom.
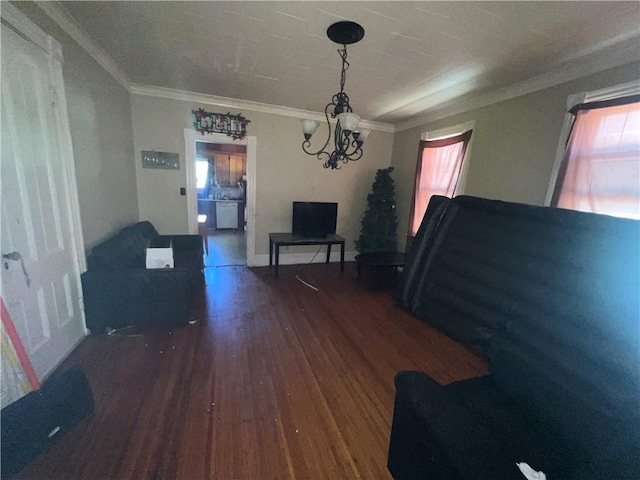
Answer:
146, 240, 174, 269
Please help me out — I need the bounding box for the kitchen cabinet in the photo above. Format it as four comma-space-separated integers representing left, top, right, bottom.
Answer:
214, 154, 245, 186
197, 200, 216, 228
214, 154, 230, 186
229, 154, 245, 185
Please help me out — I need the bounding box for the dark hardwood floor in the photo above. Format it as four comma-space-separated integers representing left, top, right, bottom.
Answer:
16, 263, 487, 480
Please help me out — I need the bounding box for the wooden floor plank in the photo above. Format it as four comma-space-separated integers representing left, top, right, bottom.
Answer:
14, 263, 486, 479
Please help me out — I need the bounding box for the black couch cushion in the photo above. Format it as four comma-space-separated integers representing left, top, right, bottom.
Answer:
389, 371, 639, 480
88, 221, 159, 270
399, 195, 640, 349
391, 195, 640, 479
395, 195, 450, 311
389, 371, 576, 480
489, 296, 640, 474
480, 198, 640, 466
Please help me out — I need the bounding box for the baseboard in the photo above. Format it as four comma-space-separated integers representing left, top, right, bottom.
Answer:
249, 251, 357, 267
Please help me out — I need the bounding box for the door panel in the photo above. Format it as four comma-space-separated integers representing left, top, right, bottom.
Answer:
1, 23, 85, 382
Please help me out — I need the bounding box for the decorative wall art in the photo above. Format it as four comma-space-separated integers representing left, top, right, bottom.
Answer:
141, 151, 180, 170
192, 108, 250, 140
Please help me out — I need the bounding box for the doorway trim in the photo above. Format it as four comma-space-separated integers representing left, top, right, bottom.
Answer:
184, 129, 257, 266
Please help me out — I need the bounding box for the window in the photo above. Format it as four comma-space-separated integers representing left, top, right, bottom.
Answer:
196, 157, 211, 189
409, 129, 473, 237
549, 89, 640, 220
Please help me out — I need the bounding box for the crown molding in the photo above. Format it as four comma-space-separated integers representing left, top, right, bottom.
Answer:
395, 37, 640, 133
130, 84, 395, 133
2, 2, 60, 58
32, 0, 393, 132
582, 79, 640, 104
32, 0, 638, 136
36, 1, 131, 91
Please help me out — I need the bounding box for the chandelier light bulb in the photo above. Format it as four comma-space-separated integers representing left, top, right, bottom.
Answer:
355, 128, 371, 144
300, 119, 320, 140
336, 112, 361, 135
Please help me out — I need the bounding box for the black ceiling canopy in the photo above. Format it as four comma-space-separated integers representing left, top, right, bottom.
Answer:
327, 21, 365, 45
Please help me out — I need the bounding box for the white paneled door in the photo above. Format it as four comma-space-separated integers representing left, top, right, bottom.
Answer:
1, 9, 86, 385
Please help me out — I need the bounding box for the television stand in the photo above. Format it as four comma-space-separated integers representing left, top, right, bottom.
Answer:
269, 233, 345, 277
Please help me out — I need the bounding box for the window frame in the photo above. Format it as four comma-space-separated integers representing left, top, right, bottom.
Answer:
545, 81, 640, 206
406, 121, 474, 248
195, 156, 210, 190
420, 120, 475, 196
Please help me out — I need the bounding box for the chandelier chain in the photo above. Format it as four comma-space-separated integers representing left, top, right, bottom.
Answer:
338, 47, 349, 94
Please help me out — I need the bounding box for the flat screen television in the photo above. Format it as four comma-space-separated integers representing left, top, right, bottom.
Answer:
292, 202, 338, 237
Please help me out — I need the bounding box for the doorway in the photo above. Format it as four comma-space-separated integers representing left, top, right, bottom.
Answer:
185, 130, 257, 267
196, 141, 246, 267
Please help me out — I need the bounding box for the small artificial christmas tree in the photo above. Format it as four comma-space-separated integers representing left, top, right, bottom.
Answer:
355, 167, 398, 253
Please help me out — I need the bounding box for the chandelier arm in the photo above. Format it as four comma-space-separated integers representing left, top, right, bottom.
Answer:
325, 151, 338, 169
339, 135, 350, 161
337, 124, 359, 159
336, 135, 363, 163
301, 139, 315, 155
346, 145, 364, 162
300, 103, 335, 156
334, 120, 344, 156
317, 150, 331, 166
349, 137, 364, 154
321, 101, 336, 152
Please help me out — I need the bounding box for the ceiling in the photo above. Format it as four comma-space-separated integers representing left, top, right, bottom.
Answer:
56, 1, 640, 127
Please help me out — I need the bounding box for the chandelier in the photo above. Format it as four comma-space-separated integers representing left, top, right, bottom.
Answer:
300, 21, 370, 170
